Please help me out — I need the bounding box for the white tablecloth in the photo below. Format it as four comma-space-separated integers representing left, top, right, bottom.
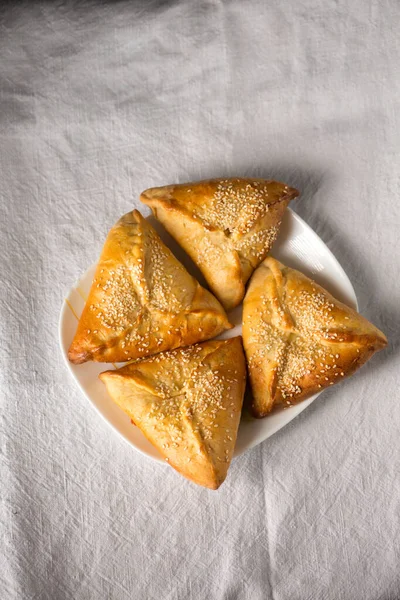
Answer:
1, 2, 399, 598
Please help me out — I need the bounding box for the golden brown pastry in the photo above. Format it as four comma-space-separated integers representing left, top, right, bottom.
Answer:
68, 210, 231, 364
243, 257, 387, 417
100, 337, 246, 489
141, 178, 298, 311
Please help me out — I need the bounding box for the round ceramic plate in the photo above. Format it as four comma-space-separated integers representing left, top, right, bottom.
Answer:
59, 209, 358, 461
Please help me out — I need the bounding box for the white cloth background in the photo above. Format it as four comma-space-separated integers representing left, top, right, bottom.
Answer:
1, 1, 399, 599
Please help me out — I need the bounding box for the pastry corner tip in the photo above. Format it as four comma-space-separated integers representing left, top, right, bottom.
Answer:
98, 370, 114, 382
140, 185, 176, 207
140, 187, 160, 204
203, 472, 226, 491
139, 188, 151, 203
287, 185, 300, 200
209, 480, 224, 491
251, 407, 271, 419
67, 346, 88, 365
131, 208, 144, 221
377, 331, 388, 350
117, 208, 143, 226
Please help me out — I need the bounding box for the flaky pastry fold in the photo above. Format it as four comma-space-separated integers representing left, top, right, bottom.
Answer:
243, 258, 387, 417
68, 210, 231, 364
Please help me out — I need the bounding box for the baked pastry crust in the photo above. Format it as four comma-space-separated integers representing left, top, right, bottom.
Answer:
141, 178, 298, 311
68, 210, 231, 364
100, 337, 246, 489
243, 257, 387, 417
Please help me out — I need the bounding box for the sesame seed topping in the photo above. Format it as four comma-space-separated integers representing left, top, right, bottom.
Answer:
199, 180, 276, 234
245, 266, 359, 403
132, 342, 242, 464
85, 215, 227, 361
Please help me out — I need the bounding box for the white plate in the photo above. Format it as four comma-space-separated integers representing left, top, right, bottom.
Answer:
59, 209, 358, 461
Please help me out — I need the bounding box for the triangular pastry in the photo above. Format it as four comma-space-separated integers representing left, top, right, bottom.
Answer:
68, 210, 231, 364
243, 258, 387, 417
100, 337, 247, 489
141, 178, 298, 311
